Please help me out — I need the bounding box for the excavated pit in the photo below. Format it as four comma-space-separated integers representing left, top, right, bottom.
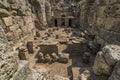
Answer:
0, 0, 120, 80
17, 27, 108, 80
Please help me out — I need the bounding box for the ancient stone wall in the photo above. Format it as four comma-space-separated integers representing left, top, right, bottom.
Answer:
0, 0, 35, 46
95, 0, 120, 45
79, 0, 120, 45
0, 0, 54, 79
78, 0, 120, 79
0, 21, 18, 80
29, 0, 52, 29
0, 0, 120, 79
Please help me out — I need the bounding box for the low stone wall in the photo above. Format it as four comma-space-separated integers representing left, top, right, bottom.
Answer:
63, 43, 87, 56
40, 44, 59, 54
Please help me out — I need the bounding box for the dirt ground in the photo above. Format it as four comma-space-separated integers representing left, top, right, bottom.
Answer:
29, 53, 108, 80
27, 27, 108, 80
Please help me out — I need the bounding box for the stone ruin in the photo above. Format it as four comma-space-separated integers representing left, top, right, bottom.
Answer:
0, 0, 120, 80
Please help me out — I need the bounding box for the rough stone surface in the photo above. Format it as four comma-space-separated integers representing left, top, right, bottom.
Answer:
58, 53, 69, 63
79, 0, 120, 45
109, 61, 120, 80
2, 17, 13, 26
0, 9, 9, 17
93, 51, 111, 75
103, 45, 120, 66
93, 45, 120, 75
0, 25, 18, 80
0, 0, 35, 79
53, 75, 69, 80
0, 0, 120, 80
10, 60, 30, 80
31, 68, 47, 80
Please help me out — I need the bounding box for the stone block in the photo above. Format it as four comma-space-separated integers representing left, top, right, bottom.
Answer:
109, 61, 120, 80
18, 46, 29, 60
93, 45, 120, 76
93, 51, 112, 75
0, 8, 9, 17
65, 43, 86, 55
103, 45, 120, 66
53, 75, 69, 80
2, 16, 13, 26
6, 32, 15, 41
26, 41, 34, 53
31, 68, 47, 80
98, 6, 106, 17
82, 52, 90, 64
9, 24, 19, 31
39, 41, 59, 54
80, 70, 91, 80
58, 53, 69, 63
72, 67, 80, 80
96, 17, 105, 27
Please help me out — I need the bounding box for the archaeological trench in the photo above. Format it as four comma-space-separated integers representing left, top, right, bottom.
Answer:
0, 0, 120, 80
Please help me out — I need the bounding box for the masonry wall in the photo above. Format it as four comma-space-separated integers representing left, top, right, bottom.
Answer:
79, 0, 120, 46
0, 0, 51, 79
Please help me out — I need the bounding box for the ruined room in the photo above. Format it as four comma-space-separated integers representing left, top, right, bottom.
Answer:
0, 0, 120, 80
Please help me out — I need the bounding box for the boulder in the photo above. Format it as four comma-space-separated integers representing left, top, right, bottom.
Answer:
102, 45, 120, 66
109, 61, 120, 80
93, 45, 120, 76
37, 52, 44, 63
93, 51, 111, 75
58, 53, 69, 63
80, 70, 91, 80
44, 54, 51, 62
51, 53, 59, 62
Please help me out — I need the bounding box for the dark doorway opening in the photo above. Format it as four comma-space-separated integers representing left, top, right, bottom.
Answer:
69, 19, 72, 27
61, 18, 65, 26
54, 19, 57, 27
61, 15, 65, 26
